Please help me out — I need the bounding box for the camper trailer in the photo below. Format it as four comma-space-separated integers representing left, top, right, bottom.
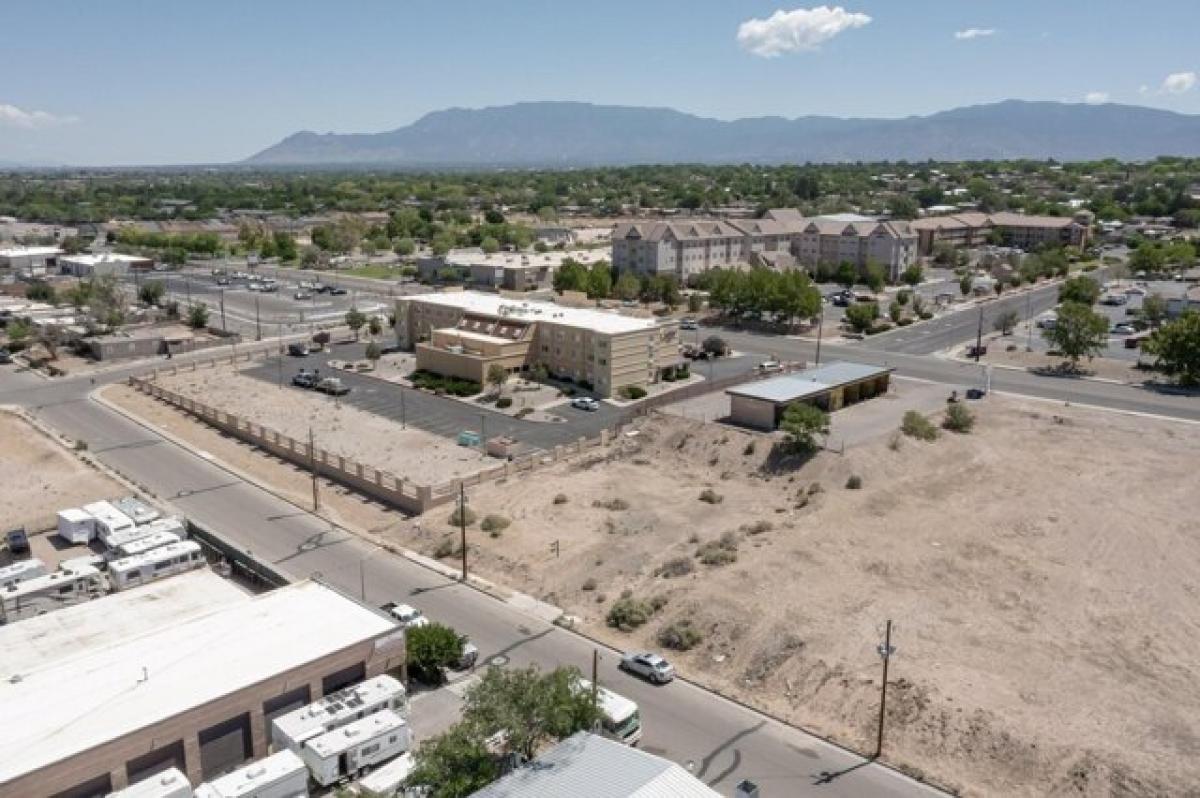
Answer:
107, 767, 194, 798
271, 675, 406, 753
355, 752, 415, 797
84, 501, 137, 548
0, 564, 106, 623
299, 709, 411, 787
57, 507, 96, 544
104, 517, 187, 554
113, 496, 161, 526
0, 558, 47, 589
112, 530, 182, 560
194, 750, 308, 798
108, 541, 205, 592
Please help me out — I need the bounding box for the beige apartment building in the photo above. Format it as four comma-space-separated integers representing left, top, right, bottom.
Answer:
394, 291, 682, 398
910, 211, 1092, 255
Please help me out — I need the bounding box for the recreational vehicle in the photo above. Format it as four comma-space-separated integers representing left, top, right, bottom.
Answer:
575, 679, 642, 746
57, 507, 95, 544
103, 517, 187, 554
271, 675, 406, 753
108, 541, 205, 592
107, 767, 194, 798
194, 750, 308, 798
113, 496, 161, 526
84, 501, 136, 547
0, 564, 106, 624
112, 530, 181, 560
300, 709, 411, 787
0, 558, 47, 589
355, 752, 415, 797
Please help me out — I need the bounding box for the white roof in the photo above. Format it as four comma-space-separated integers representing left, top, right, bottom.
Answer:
60, 253, 150, 265
272, 674, 405, 745
305, 709, 407, 758
357, 752, 415, 794
57, 507, 94, 522
194, 750, 305, 798
108, 540, 200, 575
0, 579, 395, 783
108, 767, 193, 798
406, 291, 659, 335
576, 679, 637, 722
0, 246, 63, 258
114, 530, 182, 558
82, 500, 135, 529
2, 563, 100, 601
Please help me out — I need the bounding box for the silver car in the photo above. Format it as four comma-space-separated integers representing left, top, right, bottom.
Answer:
620, 652, 675, 684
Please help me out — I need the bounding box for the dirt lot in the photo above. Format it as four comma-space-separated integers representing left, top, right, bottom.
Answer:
0, 407, 127, 534
412, 399, 1200, 797
154, 367, 486, 484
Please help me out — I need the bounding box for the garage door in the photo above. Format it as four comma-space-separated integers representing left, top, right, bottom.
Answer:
322, 662, 365, 696
126, 740, 186, 786
199, 713, 252, 779
50, 773, 111, 798
263, 685, 311, 726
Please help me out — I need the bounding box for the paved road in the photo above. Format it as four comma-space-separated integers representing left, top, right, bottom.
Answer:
0, 366, 942, 798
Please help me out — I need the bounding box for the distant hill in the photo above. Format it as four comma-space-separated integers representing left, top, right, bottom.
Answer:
244, 100, 1200, 167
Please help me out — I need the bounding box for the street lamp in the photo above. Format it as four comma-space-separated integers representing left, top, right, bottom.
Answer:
874, 619, 895, 759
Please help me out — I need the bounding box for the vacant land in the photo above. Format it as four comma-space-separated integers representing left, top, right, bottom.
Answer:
417, 399, 1200, 797
154, 367, 486, 484
0, 407, 126, 533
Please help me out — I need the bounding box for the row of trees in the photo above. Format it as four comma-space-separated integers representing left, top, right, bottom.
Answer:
551, 259, 685, 306
700, 267, 823, 325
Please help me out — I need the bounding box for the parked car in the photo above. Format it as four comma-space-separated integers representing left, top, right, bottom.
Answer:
1100, 294, 1127, 306
328, 287, 349, 296
619, 652, 675, 684
965, 344, 988, 358
1036, 315, 1057, 330
381, 602, 429, 629
316, 376, 350, 396
287, 342, 310, 357
1124, 286, 1147, 296
679, 318, 698, 331
1110, 322, 1136, 335
294, 290, 312, 301
757, 360, 783, 374
0, 348, 11, 364
571, 397, 600, 411
215, 276, 230, 286
5, 527, 30, 556
832, 294, 851, 307
292, 370, 319, 389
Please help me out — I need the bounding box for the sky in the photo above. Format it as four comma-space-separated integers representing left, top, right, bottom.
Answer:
2, 0, 1199, 166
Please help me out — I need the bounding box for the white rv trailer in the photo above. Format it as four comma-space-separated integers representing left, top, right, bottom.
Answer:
57, 507, 96, 544
112, 530, 182, 560
113, 496, 161, 526
0, 564, 106, 624
108, 541, 205, 592
0, 558, 47, 589
106, 767, 194, 798
271, 674, 406, 753
84, 501, 137, 547
104, 517, 187, 554
575, 679, 642, 746
354, 751, 414, 797
300, 709, 410, 787
194, 750, 308, 798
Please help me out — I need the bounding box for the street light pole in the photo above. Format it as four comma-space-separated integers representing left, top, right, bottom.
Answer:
814, 303, 825, 367
1025, 291, 1033, 352
875, 620, 895, 759
308, 427, 320, 512
459, 483, 468, 581
255, 294, 262, 341
219, 288, 227, 333
974, 305, 984, 363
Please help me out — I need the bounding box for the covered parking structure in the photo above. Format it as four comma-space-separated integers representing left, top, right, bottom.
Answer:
726, 361, 894, 430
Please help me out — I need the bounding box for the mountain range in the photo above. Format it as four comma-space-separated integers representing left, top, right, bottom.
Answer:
244, 100, 1200, 167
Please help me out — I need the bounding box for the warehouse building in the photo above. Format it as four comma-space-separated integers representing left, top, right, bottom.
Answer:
394, 291, 683, 398
0, 571, 404, 798
726, 361, 894, 430
60, 253, 154, 278
0, 245, 64, 275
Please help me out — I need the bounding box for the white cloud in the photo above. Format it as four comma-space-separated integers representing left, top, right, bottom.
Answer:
1084, 91, 1109, 105
1161, 71, 1197, 94
0, 103, 77, 129
1138, 84, 1150, 95
737, 5, 871, 58
954, 28, 996, 40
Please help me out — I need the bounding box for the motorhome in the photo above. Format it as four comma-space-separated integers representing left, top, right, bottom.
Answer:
57, 507, 96, 544
107, 767, 194, 798
112, 530, 182, 560
271, 675, 406, 753
0, 558, 47, 589
83, 501, 137, 547
0, 564, 106, 624
113, 496, 161, 526
575, 679, 642, 746
300, 709, 410, 787
103, 517, 187, 554
194, 750, 308, 798
108, 541, 206, 592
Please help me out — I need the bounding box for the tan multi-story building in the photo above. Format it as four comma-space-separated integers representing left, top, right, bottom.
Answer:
910, 211, 1092, 255
394, 291, 683, 398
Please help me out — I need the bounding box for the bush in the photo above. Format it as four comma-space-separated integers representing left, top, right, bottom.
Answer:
698, 488, 723, 504
655, 557, 695, 578
742, 441, 756, 456
515, 407, 534, 419
619, 384, 647, 400
411, 370, 481, 396
897, 317, 914, 326
480, 514, 510, 536
662, 370, 677, 382
845, 475, 863, 490
900, 410, 939, 441
592, 497, 630, 511
696, 531, 738, 566
658, 620, 703, 651
607, 596, 658, 631
448, 506, 477, 526
496, 396, 513, 409
406, 623, 465, 685
433, 537, 458, 559
581, 577, 597, 591
552, 493, 568, 505
741, 520, 773, 535
919, 311, 934, 320
943, 403, 975, 433
73, 439, 89, 451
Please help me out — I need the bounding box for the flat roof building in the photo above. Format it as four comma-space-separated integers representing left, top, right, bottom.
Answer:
0, 245, 63, 275
60, 253, 154, 278
394, 291, 682, 398
0, 572, 404, 798
726, 361, 894, 430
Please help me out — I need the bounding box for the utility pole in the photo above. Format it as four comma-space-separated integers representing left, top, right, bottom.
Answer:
974, 305, 984, 363
814, 303, 825, 367
308, 427, 320, 512
359, 557, 366, 601
277, 330, 283, 388
400, 389, 407, 429
255, 294, 262, 341
459, 483, 468, 581
219, 287, 227, 333
875, 620, 895, 759
479, 413, 487, 454
1025, 291, 1033, 352
591, 649, 599, 712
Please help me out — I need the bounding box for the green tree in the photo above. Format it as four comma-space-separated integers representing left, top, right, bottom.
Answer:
835, 261, 857, 289
480, 236, 500, 254
367, 315, 383, 338
394, 237, 416, 257
552, 259, 589, 294
994, 309, 1019, 335
887, 195, 920, 220
364, 341, 382, 365
901, 263, 924, 287
844, 302, 879, 333
1144, 312, 1200, 386
407, 724, 498, 798
273, 232, 298, 262
780, 402, 829, 452
1141, 293, 1169, 329
486, 363, 508, 395
701, 335, 728, 356
6, 318, 32, 346
406, 623, 466, 686
959, 274, 974, 297
586, 262, 612, 299
614, 272, 641, 301
187, 303, 209, 329
1058, 275, 1100, 306
888, 300, 903, 323
138, 279, 166, 307
687, 292, 703, 313
25, 282, 56, 304
345, 307, 367, 340
864, 261, 887, 293
1043, 301, 1109, 368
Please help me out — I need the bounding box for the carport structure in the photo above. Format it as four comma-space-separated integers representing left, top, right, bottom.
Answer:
726, 361, 894, 430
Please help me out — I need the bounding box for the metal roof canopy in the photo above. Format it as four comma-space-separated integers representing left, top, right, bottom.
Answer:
726, 361, 893, 405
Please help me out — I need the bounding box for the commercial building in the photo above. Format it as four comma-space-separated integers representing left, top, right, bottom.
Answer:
0, 245, 64, 275
468, 731, 722, 798
910, 211, 1092, 256
60, 253, 154, 278
726, 361, 894, 430
0, 571, 404, 798
394, 291, 682, 398
611, 210, 917, 282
